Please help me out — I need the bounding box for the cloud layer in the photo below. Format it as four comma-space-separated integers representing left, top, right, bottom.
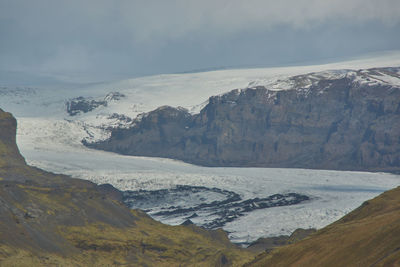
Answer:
1, 0, 400, 82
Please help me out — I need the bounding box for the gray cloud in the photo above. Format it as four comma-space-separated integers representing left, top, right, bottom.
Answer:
1, 0, 400, 82
120, 0, 400, 41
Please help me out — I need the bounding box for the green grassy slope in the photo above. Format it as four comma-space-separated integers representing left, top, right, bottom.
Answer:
247, 186, 400, 267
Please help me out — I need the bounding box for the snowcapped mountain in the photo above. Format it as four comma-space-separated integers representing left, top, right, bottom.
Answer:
1, 54, 400, 244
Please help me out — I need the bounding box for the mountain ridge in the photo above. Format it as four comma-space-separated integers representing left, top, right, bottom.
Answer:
87, 67, 400, 172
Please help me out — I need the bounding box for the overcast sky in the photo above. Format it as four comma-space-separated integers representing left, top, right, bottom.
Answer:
1, 0, 400, 83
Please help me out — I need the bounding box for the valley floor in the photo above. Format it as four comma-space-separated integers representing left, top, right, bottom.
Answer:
16, 118, 400, 243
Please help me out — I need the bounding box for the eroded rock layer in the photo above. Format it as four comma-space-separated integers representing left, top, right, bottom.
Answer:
89, 67, 400, 172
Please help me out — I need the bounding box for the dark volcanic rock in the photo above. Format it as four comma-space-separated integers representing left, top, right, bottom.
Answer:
122, 185, 309, 229
87, 67, 400, 172
181, 219, 194, 225
66, 96, 107, 116
66, 92, 125, 116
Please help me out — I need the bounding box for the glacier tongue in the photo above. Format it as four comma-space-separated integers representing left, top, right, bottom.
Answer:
17, 139, 399, 244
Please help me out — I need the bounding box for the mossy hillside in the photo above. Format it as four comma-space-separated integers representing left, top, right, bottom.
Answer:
59, 211, 253, 266
247, 186, 400, 267
0, 181, 255, 266
0, 108, 256, 266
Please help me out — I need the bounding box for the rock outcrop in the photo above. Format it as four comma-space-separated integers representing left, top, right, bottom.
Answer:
0, 109, 26, 167
66, 92, 125, 116
88, 67, 400, 172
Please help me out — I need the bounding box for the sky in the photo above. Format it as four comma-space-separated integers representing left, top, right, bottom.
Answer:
1, 0, 400, 83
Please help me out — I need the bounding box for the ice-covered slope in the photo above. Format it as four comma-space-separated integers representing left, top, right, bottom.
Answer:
1, 53, 400, 243
2, 53, 400, 144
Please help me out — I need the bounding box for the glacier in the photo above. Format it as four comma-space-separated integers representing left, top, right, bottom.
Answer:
1, 53, 400, 244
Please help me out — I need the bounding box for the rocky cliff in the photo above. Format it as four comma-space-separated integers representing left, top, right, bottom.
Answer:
88, 67, 400, 172
0, 109, 26, 168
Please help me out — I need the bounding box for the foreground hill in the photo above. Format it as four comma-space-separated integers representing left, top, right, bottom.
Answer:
89, 67, 400, 172
1, 108, 400, 266
0, 108, 255, 266
247, 185, 400, 266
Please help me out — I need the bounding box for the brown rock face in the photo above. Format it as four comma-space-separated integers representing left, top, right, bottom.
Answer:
0, 108, 26, 167
88, 68, 400, 172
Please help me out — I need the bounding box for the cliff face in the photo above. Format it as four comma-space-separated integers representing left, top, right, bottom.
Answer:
0, 109, 255, 266
0, 108, 25, 167
89, 67, 400, 172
